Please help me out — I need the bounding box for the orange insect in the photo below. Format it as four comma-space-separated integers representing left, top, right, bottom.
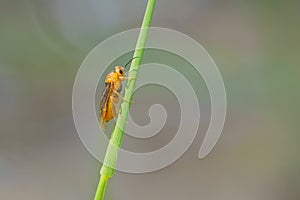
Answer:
99, 57, 137, 129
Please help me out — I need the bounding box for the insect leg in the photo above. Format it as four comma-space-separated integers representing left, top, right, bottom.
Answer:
112, 102, 128, 124
112, 101, 118, 117
120, 76, 137, 81
113, 90, 135, 103
125, 76, 137, 80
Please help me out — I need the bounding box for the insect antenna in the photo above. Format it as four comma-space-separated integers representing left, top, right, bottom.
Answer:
124, 57, 139, 68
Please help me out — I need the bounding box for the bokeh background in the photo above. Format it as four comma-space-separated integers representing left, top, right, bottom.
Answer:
1, 0, 299, 199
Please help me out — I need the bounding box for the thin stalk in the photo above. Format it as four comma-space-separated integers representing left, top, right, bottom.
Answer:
94, 0, 156, 199
94, 176, 108, 200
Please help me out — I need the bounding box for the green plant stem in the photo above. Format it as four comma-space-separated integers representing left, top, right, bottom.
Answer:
94, 176, 108, 200
94, 0, 156, 199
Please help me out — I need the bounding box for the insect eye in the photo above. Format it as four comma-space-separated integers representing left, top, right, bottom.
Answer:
119, 70, 123, 74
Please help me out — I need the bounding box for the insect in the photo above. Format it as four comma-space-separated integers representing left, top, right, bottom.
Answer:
99, 57, 137, 129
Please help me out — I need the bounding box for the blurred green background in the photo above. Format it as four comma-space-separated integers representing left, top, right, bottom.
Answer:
0, 0, 299, 199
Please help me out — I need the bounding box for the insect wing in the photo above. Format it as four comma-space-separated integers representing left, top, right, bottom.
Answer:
99, 82, 111, 128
